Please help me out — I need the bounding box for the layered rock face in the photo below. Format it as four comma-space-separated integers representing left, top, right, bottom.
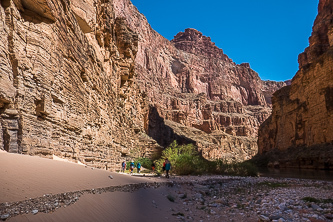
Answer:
113, 0, 286, 161
258, 0, 333, 169
0, 0, 160, 170
0, 0, 285, 167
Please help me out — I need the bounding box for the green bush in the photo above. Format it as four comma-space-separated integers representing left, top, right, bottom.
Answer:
155, 141, 205, 175
135, 157, 152, 169
167, 194, 175, 202
125, 161, 132, 170
126, 158, 153, 171
302, 197, 333, 204
126, 141, 258, 177
212, 159, 258, 176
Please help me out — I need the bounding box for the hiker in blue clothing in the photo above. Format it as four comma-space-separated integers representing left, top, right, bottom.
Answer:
130, 161, 135, 174
121, 161, 126, 173
137, 162, 141, 173
164, 158, 171, 178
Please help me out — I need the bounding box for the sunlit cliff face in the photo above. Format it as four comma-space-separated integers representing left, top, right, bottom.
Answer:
258, 0, 333, 169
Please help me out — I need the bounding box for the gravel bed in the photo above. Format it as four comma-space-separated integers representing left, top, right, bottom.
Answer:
1, 176, 332, 221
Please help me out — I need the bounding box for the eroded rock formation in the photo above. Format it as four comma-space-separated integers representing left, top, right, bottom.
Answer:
113, 0, 286, 161
258, 0, 333, 169
0, 0, 285, 168
0, 0, 161, 170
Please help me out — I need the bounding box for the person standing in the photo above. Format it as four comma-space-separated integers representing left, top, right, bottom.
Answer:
151, 162, 156, 172
130, 161, 135, 174
137, 162, 141, 173
163, 159, 166, 172
165, 159, 171, 178
121, 161, 126, 173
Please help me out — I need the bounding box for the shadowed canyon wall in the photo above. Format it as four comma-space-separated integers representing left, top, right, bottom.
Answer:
258, 0, 333, 169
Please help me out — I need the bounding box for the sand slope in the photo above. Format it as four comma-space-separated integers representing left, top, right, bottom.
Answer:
10, 187, 178, 222
0, 151, 160, 203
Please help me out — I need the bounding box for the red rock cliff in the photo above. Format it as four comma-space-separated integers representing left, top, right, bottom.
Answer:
0, 0, 286, 166
258, 0, 333, 169
113, 0, 286, 161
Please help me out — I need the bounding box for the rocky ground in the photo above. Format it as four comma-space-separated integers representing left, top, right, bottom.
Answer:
166, 176, 333, 222
1, 175, 332, 221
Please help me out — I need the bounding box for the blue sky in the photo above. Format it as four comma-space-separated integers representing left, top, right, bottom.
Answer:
130, 0, 319, 81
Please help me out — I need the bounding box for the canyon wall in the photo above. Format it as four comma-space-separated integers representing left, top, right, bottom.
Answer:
113, 0, 286, 161
258, 0, 333, 169
0, 0, 160, 170
0, 0, 285, 168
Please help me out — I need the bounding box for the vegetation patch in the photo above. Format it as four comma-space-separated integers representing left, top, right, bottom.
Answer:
302, 197, 333, 204
172, 212, 184, 216
145, 141, 259, 177
126, 157, 153, 171
167, 194, 175, 202
257, 182, 289, 188
211, 159, 259, 177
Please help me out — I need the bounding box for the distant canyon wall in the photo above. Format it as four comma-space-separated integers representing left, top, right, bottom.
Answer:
113, 0, 286, 161
258, 0, 333, 169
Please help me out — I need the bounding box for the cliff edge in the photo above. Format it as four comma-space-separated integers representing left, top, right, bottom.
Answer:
257, 0, 333, 169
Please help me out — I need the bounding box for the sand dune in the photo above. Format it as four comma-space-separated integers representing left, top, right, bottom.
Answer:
0, 151, 161, 203
0, 151, 182, 222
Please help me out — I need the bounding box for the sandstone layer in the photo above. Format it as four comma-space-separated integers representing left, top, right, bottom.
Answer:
0, 0, 285, 168
0, 0, 161, 170
113, 0, 286, 161
258, 0, 333, 169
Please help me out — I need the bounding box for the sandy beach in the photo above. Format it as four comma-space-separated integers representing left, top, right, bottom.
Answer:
1, 151, 333, 222
0, 150, 161, 203
0, 151, 171, 221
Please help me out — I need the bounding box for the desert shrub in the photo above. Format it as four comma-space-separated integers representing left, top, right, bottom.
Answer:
257, 182, 289, 188
125, 161, 132, 170
167, 194, 175, 202
172, 212, 184, 216
233, 161, 258, 177
210, 159, 258, 177
302, 197, 333, 204
125, 158, 153, 171
130, 140, 258, 177
174, 153, 200, 175
134, 157, 152, 169
155, 141, 205, 175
